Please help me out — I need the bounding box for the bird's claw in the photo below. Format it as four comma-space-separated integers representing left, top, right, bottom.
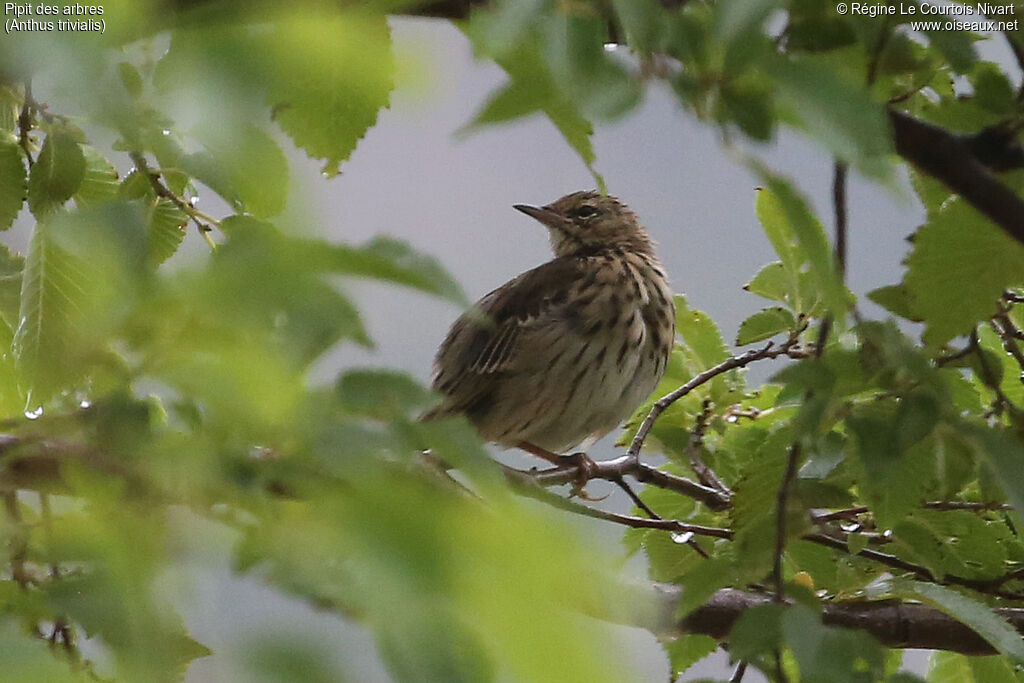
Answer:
558, 452, 604, 500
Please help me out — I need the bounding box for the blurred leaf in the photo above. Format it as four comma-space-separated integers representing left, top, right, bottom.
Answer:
610, 0, 666, 53
336, 369, 432, 420
195, 123, 288, 218
0, 619, 82, 682
27, 132, 85, 218
928, 651, 972, 683
0, 243, 24, 326
764, 54, 892, 177
783, 605, 886, 683
0, 137, 26, 230
904, 198, 1024, 345
737, 307, 795, 345
540, 13, 642, 120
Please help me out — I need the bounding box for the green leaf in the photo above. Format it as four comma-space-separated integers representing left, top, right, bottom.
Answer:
269, 13, 394, 176
0, 619, 82, 682
610, 0, 666, 53
0, 138, 26, 230
867, 284, 921, 322
959, 423, 1024, 529
904, 198, 1024, 345
674, 294, 730, 368
117, 61, 143, 99
27, 132, 85, 218
972, 62, 1015, 115
316, 236, 467, 306
13, 220, 88, 402
465, 35, 602, 189
664, 634, 717, 678
783, 605, 885, 683
0, 243, 24, 326
744, 261, 788, 303
147, 198, 187, 266
336, 369, 432, 420
757, 176, 852, 319
928, 651, 973, 683
737, 307, 795, 345
728, 603, 785, 660
74, 146, 120, 205
969, 656, 1020, 683
901, 581, 1024, 663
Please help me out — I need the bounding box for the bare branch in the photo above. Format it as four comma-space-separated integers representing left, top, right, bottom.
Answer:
626, 341, 810, 467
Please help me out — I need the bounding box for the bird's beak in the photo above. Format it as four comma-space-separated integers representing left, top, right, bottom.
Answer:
513, 204, 565, 229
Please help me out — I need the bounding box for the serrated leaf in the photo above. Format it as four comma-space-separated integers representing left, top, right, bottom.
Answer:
27, 132, 85, 218
269, 14, 394, 176
664, 634, 717, 677
737, 307, 795, 345
900, 581, 1024, 663
0, 138, 26, 230
905, 198, 1024, 345
147, 198, 187, 266
74, 146, 119, 205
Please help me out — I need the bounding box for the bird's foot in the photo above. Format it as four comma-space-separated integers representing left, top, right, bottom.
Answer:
516, 442, 604, 499
558, 451, 605, 501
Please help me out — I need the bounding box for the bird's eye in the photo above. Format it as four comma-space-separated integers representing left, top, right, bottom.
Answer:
569, 205, 598, 220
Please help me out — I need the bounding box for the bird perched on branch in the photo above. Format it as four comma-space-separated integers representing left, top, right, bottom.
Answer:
428, 191, 675, 471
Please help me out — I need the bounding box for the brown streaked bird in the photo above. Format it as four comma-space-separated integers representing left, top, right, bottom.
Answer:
428, 191, 675, 468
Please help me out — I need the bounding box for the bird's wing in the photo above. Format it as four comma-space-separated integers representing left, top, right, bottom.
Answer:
432, 256, 586, 389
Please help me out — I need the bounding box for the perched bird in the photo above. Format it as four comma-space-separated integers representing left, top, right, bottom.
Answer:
429, 191, 675, 468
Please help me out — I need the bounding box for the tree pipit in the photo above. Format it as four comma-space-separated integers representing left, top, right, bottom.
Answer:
428, 191, 675, 488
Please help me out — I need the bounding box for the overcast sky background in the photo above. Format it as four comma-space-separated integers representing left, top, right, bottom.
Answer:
8, 13, 1016, 682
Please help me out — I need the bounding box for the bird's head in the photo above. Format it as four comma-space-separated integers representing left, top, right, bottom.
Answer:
513, 191, 654, 258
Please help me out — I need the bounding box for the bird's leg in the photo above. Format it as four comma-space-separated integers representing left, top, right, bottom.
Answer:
517, 442, 602, 499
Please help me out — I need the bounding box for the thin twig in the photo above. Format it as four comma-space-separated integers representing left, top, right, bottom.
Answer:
129, 152, 219, 250
772, 444, 802, 600
833, 161, 848, 279
685, 400, 731, 495
626, 341, 809, 465
729, 660, 747, 682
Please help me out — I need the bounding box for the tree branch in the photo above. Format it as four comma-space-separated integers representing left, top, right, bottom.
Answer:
888, 109, 1024, 248
653, 587, 1024, 656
